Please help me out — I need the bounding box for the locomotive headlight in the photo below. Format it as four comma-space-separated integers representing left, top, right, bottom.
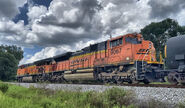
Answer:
126, 57, 130, 60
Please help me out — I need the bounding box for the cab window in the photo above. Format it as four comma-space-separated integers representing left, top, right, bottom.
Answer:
125, 37, 141, 44
110, 38, 123, 47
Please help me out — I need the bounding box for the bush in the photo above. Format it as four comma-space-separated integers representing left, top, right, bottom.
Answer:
178, 103, 185, 108
104, 87, 135, 107
0, 84, 176, 108
55, 87, 136, 108
0, 83, 9, 93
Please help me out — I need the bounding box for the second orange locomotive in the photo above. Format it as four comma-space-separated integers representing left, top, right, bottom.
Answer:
17, 33, 163, 84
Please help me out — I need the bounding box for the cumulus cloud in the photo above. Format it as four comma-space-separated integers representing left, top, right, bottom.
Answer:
0, 0, 26, 19
22, 39, 99, 64
27, 5, 47, 23
25, 46, 72, 63
0, 20, 28, 45
100, 0, 150, 36
30, 0, 103, 47
148, 0, 185, 19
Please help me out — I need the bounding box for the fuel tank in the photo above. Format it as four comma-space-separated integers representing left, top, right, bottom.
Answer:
64, 73, 94, 80
22, 76, 33, 82
166, 35, 185, 69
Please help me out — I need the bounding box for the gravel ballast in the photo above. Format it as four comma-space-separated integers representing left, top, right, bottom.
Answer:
11, 83, 185, 105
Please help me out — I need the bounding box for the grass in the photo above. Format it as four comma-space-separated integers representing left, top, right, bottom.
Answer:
0, 82, 183, 108
150, 81, 170, 85
0, 82, 135, 108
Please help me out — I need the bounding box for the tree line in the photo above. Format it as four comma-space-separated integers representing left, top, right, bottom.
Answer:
141, 18, 185, 58
0, 45, 23, 81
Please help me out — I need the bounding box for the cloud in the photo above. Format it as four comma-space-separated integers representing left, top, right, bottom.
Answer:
15, 0, 27, 7
1, 0, 185, 64
0, 0, 151, 48
148, 0, 185, 19
38, 0, 102, 28
24, 46, 71, 63
21, 39, 99, 64
176, 9, 185, 26
0, 20, 28, 45
28, 0, 103, 46
27, 5, 47, 23
0, 0, 26, 19
99, 0, 151, 35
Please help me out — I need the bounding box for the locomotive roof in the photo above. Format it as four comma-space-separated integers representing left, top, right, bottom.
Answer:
18, 63, 34, 67
53, 52, 73, 62
34, 57, 53, 65
109, 33, 142, 41
53, 52, 73, 59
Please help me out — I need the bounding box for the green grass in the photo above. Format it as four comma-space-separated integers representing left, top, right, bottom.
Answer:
0, 82, 183, 108
150, 81, 170, 85
0, 82, 136, 108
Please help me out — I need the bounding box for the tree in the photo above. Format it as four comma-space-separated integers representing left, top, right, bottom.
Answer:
0, 45, 23, 62
0, 52, 18, 81
140, 18, 185, 57
0, 45, 23, 81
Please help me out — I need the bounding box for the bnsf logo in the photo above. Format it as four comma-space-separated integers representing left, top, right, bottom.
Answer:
139, 49, 149, 52
111, 48, 121, 55
137, 49, 149, 54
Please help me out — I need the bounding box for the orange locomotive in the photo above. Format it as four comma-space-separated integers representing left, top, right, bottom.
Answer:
17, 33, 163, 83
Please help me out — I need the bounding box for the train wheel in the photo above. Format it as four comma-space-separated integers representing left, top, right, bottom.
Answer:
115, 76, 123, 84
110, 76, 117, 83
102, 76, 109, 84
128, 67, 139, 84
143, 79, 150, 84
167, 72, 178, 85
180, 83, 185, 85
98, 73, 103, 82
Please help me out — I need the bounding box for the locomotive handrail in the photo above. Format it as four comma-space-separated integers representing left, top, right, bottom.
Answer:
136, 50, 144, 77
136, 51, 143, 61
136, 49, 150, 77
142, 49, 150, 63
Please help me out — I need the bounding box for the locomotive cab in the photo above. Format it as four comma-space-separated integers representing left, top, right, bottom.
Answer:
93, 33, 163, 84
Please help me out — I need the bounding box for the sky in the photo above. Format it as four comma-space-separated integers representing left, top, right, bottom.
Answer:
0, 0, 185, 65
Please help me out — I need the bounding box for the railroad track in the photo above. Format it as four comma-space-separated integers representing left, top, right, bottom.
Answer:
119, 83, 185, 88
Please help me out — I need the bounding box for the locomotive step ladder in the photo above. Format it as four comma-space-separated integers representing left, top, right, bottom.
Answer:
135, 61, 147, 80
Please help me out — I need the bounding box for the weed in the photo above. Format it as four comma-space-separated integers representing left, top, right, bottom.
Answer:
104, 87, 135, 107
178, 102, 185, 108
0, 83, 9, 93
0, 83, 177, 108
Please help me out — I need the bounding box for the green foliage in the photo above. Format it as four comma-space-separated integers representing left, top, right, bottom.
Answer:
0, 84, 137, 108
0, 45, 23, 81
56, 87, 135, 108
0, 83, 9, 93
103, 87, 135, 107
178, 103, 185, 108
141, 18, 185, 58
0, 45, 23, 61
0, 83, 177, 108
0, 52, 18, 81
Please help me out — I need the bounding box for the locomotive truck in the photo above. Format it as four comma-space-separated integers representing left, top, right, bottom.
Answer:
17, 33, 165, 84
